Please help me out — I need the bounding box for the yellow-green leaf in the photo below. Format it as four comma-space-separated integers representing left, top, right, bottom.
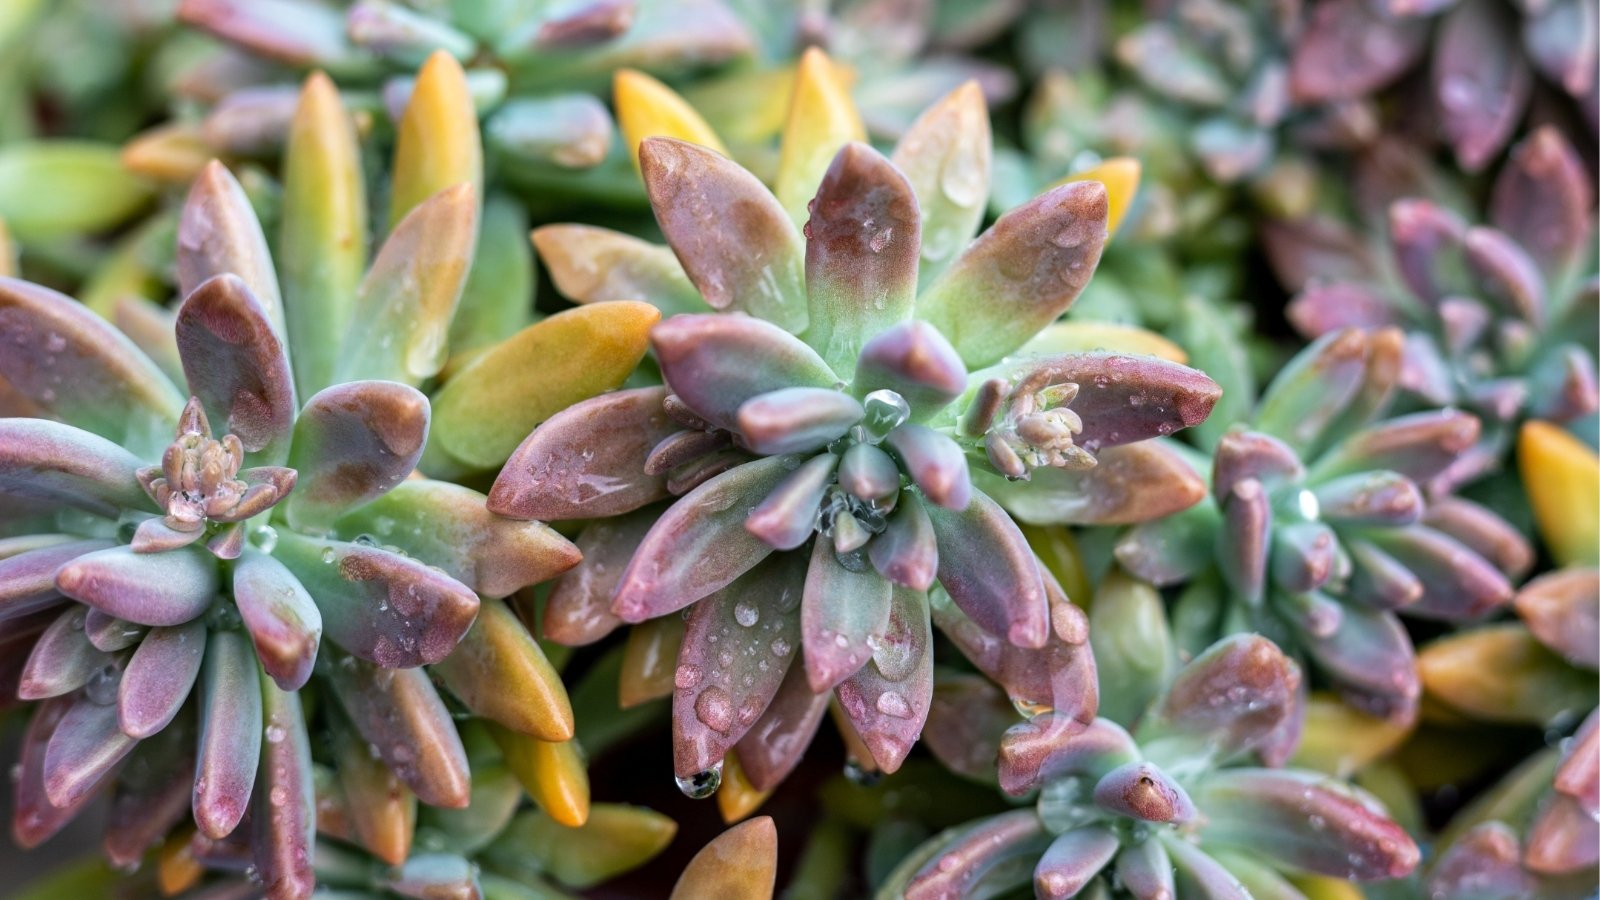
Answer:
433, 598, 575, 742
0, 215, 12, 278
1059, 157, 1141, 237
0, 141, 154, 241
1520, 420, 1600, 566
1290, 692, 1412, 778
716, 750, 773, 824
491, 726, 590, 828
390, 50, 482, 227
120, 123, 213, 184
1019, 320, 1188, 363
425, 300, 660, 475
670, 816, 778, 900
773, 47, 864, 225
281, 71, 368, 397
614, 68, 727, 169
1418, 624, 1598, 725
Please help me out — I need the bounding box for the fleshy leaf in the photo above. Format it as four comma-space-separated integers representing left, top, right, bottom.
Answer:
802, 142, 922, 373
284, 380, 430, 531
427, 300, 660, 475
43, 694, 138, 810
1365, 527, 1512, 620
669, 817, 779, 900
274, 533, 478, 668
612, 455, 794, 622
279, 71, 367, 397
614, 68, 728, 167
177, 161, 284, 338
745, 453, 838, 550
389, 51, 482, 227
891, 81, 990, 286
884, 424, 971, 510
653, 313, 837, 430
433, 598, 573, 741
1491, 126, 1593, 284
1034, 825, 1119, 899
1289, 0, 1427, 102
734, 657, 829, 791
1418, 624, 1597, 725
997, 353, 1222, 452
55, 545, 218, 627
904, 811, 1049, 900
336, 183, 477, 387
1142, 634, 1301, 762
834, 586, 933, 773
543, 510, 655, 646
1515, 568, 1600, 669
0, 279, 184, 454
640, 138, 807, 332
1295, 606, 1418, 720
492, 727, 589, 827
194, 628, 262, 839
232, 549, 321, 691
738, 388, 863, 456
774, 48, 866, 226
1, 540, 113, 622
118, 619, 206, 739
483, 805, 676, 891
176, 273, 296, 461
1089, 570, 1173, 725
926, 489, 1048, 648
1061, 157, 1141, 238
852, 321, 968, 419
916, 181, 1108, 367
532, 224, 706, 316
253, 675, 315, 899
802, 539, 892, 692
12, 698, 104, 848
1433, 0, 1531, 172
0, 419, 150, 518
334, 723, 416, 866
330, 654, 471, 808
1253, 329, 1369, 453
673, 554, 803, 777
1093, 760, 1196, 823
18, 608, 104, 700
981, 441, 1206, 526
0, 141, 154, 242
869, 492, 939, 590
1520, 421, 1600, 567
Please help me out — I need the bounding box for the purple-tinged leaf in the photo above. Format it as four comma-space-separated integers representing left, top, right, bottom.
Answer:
1212, 431, 1303, 502
274, 533, 478, 668
84, 610, 144, 652
284, 380, 429, 531
1, 539, 114, 621
1001, 353, 1221, 453
232, 549, 320, 691
176, 274, 296, 461
932, 588, 1097, 723
1514, 568, 1599, 668
1286, 282, 1397, 338
733, 653, 829, 791
672, 554, 803, 778
119, 619, 206, 738
645, 428, 731, 476
177, 0, 375, 70
1092, 760, 1196, 823
18, 607, 105, 700
0, 419, 152, 518
1196, 769, 1420, 880
1556, 710, 1599, 813
917, 181, 1108, 367
834, 586, 933, 773
42, 692, 135, 813
1530, 345, 1600, 424
802, 539, 892, 692
803, 142, 922, 373
1272, 522, 1338, 594
1261, 215, 1379, 294
839, 442, 902, 503
884, 424, 970, 511
177, 161, 284, 334
1218, 478, 1271, 606
1425, 496, 1534, 580
652, 314, 837, 431
331, 654, 470, 807
1160, 836, 1250, 898
1433, 0, 1532, 172
1490, 126, 1594, 282
852, 321, 968, 420
1254, 330, 1370, 453
987, 441, 1208, 526
103, 738, 196, 868
891, 81, 990, 288
333, 722, 416, 866
488, 386, 675, 522
12, 698, 105, 847
1346, 539, 1425, 610
195, 628, 261, 839
1313, 471, 1424, 526
1427, 822, 1535, 900
0, 278, 184, 451
612, 455, 794, 622
1367, 526, 1512, 620
1289, 0, 1427, 102
1034, 826, 1118, 899
922, 674, 1015, 782
1465, 227, 1546, 325
737, 388, 863, 455
997, 716, 1137, 796
639, 138, 806, 332
432, 597, 573, 741
665, 448, 750, 496
1116, 836, 1175, 900
1313, 409, 1481, 486
745, 453, 837, 551
925, 488, 1047, 647
1389, 200, 1469, 307
1142, 634, 1301, 762
542, 510, 654, 646
1296, 606, 1419, 720
130, 516, 205, 554
253, 674, 316, 900
1525, 0, 1598, 96
55, 544, 218, 627
1526, 789, 1600, 875
869, 492, 939, 590
905, 811, 1049, 900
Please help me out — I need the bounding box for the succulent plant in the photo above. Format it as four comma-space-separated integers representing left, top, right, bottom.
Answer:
1274, 126, 1599, 491
1117, 326, 1532, 721
489, 70, 1223, 800
882, 634, 1420, 898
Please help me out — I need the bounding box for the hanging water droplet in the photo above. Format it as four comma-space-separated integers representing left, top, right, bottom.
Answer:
842, 759, 882, 787
675, 760, 723, 798
733, 602, 760, 627
84, 663, 119, 706
860, 389, 911, 440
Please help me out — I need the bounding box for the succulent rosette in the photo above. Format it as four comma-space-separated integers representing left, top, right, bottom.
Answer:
1276, 126, 1599, 490
0, 65, 610, 893
1117, 325, 1533, 722
882, 634, 1420, 899
487, 67, 1222, 801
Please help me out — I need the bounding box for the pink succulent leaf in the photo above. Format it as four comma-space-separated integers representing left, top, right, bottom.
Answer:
175, 273, 297, 462
733, 655, 829, 792
55, 545, 219, 627
0, 419, 154, 518
834, 585, 933, 773
194, 628, 262, 839
284, 380, 429, 531
328, 654, 470, 809
118, 618, 207, 738
652, 314, 838, 432
232, 549, 321, 691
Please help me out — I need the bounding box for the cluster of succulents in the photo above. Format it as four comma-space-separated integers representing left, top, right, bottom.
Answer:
1, 2, 1597, 899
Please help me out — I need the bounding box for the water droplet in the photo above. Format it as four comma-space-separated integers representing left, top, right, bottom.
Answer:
843, 758, 882, 787
876, 690, 912, 719
695, 686, 735, 732
265, 724, 286, 744
320, 547, 337, 564
861, 389, 911, 439
675, 761, 723, 798
1296, 489, 1321, 521
868, 227, 893, 253
270, 786, 289, 807
770, 637, 791, 657
249, 525, 278, 553
733, 602, 760, 627
84, 663, 119, 706
674, 663, 702, 690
